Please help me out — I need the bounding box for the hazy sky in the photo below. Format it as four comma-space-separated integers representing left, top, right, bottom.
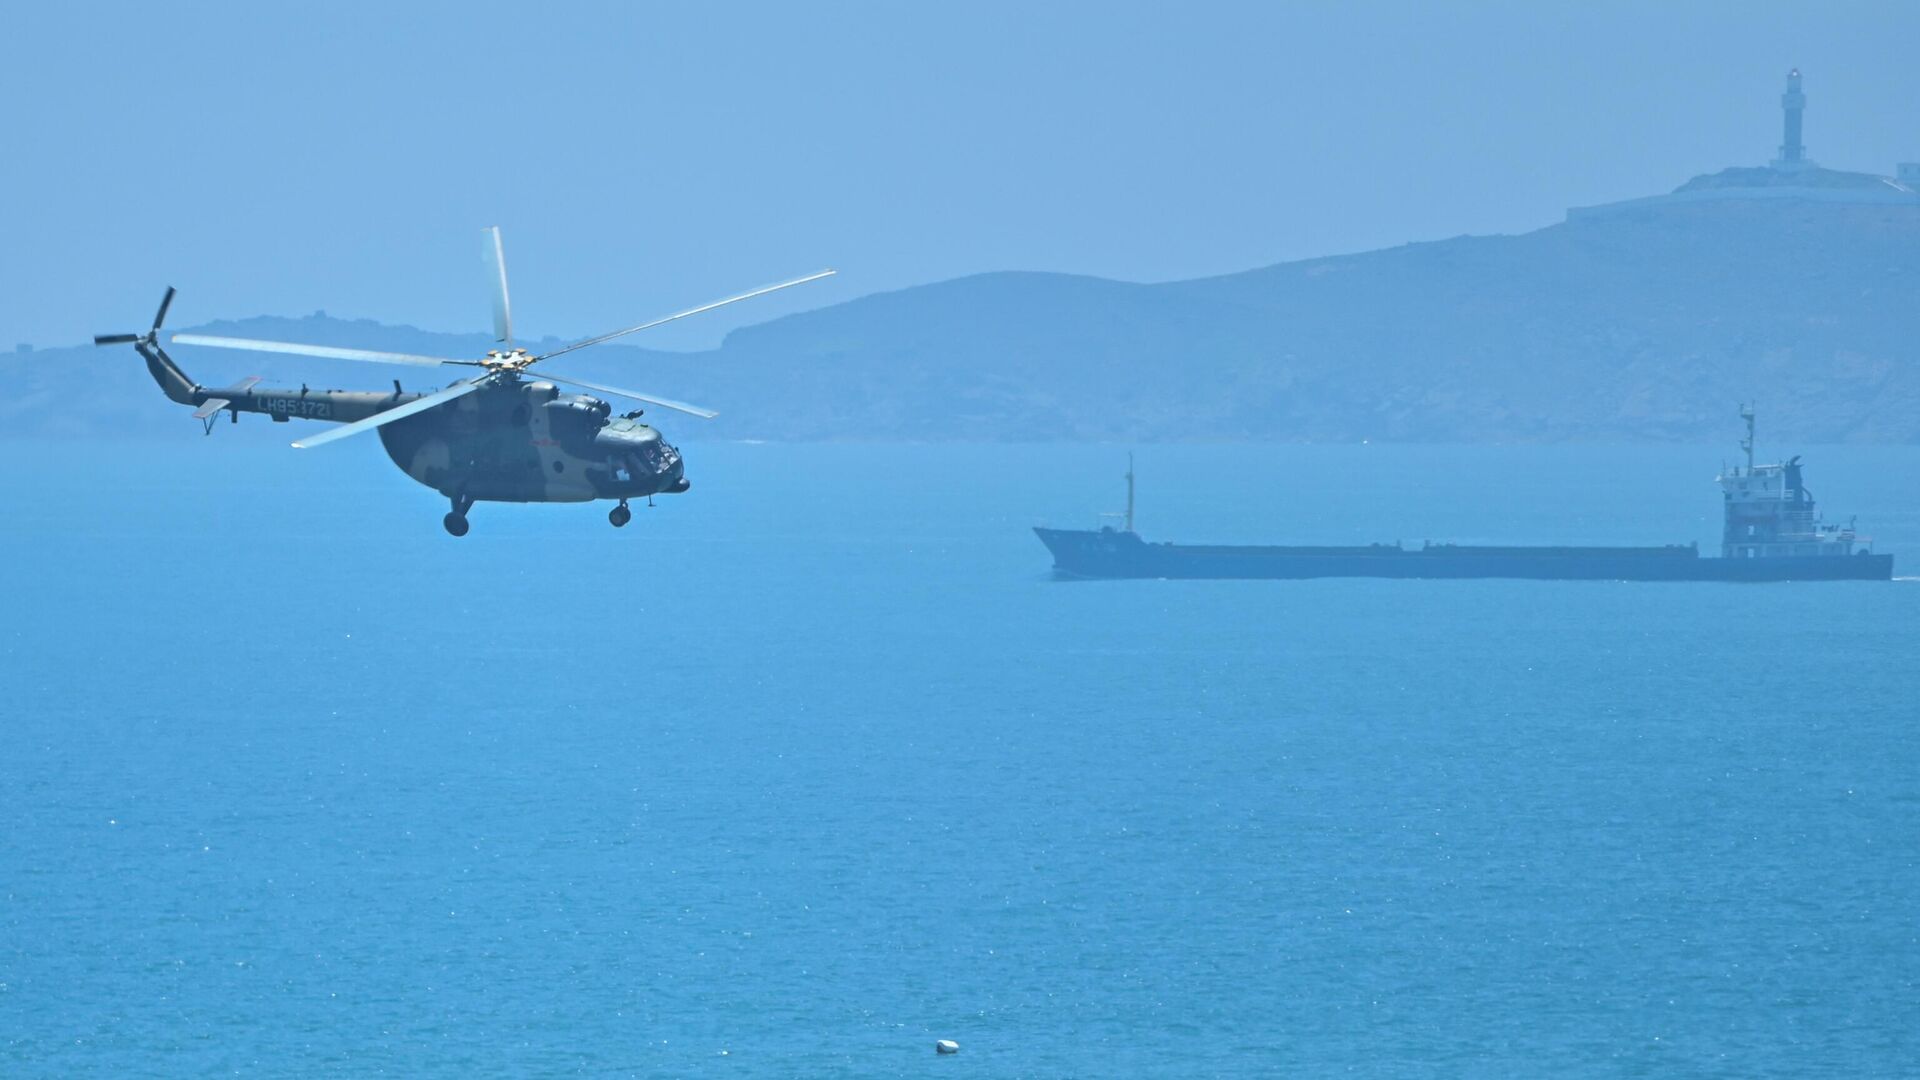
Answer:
7, 1, 1918, 350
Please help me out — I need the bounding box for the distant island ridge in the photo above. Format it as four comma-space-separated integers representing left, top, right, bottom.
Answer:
9, 69, 1919, 444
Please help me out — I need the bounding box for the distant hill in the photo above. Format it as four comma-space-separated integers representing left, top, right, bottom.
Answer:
8, 198, 1920, 443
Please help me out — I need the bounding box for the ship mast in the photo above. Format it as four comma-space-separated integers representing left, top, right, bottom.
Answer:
1740, 403, 1756, 472
1125, 452, 1135, 533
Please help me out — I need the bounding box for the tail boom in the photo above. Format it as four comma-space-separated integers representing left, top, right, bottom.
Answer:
135, 338, 426, 430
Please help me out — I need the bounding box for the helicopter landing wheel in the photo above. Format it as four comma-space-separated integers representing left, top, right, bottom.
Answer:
444, 493, 474, 537
609, 501, 632, 528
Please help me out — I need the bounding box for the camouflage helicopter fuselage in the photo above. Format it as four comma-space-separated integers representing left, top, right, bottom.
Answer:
137, 337, 687, 514
96, 234, 828, 533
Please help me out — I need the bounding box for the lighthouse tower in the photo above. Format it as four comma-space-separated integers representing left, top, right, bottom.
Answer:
1772, 68, 1810, 170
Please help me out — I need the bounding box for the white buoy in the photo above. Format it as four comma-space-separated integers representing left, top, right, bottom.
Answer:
935, 1040, 959, 1055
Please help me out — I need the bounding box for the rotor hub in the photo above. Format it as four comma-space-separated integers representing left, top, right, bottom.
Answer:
481, 347, 535, 372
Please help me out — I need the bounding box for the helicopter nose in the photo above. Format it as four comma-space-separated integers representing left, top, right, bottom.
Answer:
660, 445, 689, 492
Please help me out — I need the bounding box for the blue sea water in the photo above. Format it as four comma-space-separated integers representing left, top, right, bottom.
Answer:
2, 440, 1917, 1077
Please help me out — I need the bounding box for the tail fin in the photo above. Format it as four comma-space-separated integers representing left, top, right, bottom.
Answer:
138, 341, 199, 404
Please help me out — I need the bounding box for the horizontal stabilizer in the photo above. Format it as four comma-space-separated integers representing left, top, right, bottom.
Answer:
230, 376, 262, 393
192, 398, 230, 420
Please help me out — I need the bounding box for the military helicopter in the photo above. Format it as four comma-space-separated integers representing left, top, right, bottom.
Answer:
95, 228, 833, 535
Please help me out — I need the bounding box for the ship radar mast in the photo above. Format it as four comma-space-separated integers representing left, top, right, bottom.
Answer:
1125, 452, 1135, 534
1096, 452, 1138, 533
1739, 403, 1756, 471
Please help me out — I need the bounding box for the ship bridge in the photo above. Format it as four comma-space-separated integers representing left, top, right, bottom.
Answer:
1718, 407, 1861, 559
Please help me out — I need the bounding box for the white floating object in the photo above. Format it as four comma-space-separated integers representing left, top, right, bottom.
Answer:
935, 1040, 959, 1055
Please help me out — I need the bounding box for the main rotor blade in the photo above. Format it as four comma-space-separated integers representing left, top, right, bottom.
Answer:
94, 333, 140, 345
483, 226, 513, 347
171, 334, 479, 369
152, 286, 177, 331
532, 269, 836, 363
536, 370, 719, 419
291, 377, 488, 449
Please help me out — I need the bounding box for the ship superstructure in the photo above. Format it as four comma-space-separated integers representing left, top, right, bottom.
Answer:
1718, 405, 1865, 559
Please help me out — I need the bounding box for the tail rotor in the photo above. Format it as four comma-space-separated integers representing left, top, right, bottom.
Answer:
152, 286, 176, 334
94, 286, 177, 347
94, 286, 201, 406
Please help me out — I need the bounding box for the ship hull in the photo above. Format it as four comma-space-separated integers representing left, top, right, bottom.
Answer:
1034, 528, 1895, 582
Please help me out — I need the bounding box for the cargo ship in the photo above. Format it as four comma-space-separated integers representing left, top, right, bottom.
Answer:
1034, 410, 1894, 582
